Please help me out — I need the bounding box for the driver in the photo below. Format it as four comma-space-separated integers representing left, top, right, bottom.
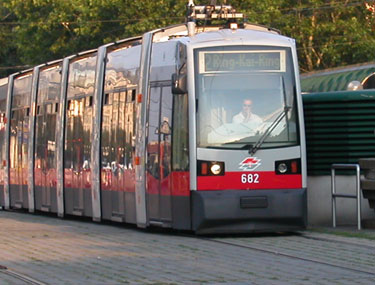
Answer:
232, 99, 263, 124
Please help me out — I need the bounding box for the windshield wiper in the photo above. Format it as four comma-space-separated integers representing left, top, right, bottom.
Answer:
208, 142, 253, 150
249, 106, 291, 156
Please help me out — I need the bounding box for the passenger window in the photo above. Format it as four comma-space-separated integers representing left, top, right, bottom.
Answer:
86, 96, 93, 107
104, 93, 110, 105
172, 94, 189, 171
160, 86, 173, 178
147, 87, 161, 179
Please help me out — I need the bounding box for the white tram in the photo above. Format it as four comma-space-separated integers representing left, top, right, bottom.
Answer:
0, 2, 307, 234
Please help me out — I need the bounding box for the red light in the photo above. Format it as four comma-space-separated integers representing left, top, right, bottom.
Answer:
134, 156, 141, 165
291, 161, 298, 173
201, 163, 208, 175
137, 94, 142, 103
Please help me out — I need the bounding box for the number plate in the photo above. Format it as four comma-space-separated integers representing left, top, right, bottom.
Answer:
241, 173, 260, 184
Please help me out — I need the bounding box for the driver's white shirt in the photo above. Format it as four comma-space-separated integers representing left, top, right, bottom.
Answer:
232, 112, 263, 124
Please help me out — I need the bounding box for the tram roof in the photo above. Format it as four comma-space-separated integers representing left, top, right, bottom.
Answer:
187, 28, 294, 47
1, 22, 293, 80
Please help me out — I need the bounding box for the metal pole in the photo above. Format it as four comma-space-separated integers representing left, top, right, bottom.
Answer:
356, 165, 361, 230
331, 167, 336, 228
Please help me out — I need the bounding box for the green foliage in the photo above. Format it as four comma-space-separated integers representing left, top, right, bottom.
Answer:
1, 0, 375, 76
0, 1, 22, 77
229, 0, 375, 72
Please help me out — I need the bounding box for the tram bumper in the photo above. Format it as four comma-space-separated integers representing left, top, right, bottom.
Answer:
191, 189, 307, 234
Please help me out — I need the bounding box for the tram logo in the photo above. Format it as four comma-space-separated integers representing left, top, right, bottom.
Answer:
239, 157, 261, 171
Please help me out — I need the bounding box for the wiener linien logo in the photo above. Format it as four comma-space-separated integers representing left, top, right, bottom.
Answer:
239, 157, 261, 171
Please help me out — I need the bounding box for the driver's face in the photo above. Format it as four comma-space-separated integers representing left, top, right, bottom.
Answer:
243, 100, 252, 111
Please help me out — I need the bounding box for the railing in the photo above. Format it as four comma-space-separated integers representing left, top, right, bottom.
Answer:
331, 164, 362, 230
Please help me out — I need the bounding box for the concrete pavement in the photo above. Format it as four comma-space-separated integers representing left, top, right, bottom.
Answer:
0, 210, 374, 284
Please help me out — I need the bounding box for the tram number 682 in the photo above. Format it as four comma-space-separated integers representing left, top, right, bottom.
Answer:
241, 173, 260, 184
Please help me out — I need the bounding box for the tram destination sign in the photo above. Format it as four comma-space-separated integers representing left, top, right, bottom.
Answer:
199, 50, 286, 73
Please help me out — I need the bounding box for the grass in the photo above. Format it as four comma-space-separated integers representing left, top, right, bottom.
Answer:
177, 244, 199, 251
309, 227, 375, 240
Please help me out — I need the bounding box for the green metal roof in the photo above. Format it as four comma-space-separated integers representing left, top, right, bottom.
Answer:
301, 66, 375, 93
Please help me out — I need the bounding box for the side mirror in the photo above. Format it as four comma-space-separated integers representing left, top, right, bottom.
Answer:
172, 73, 187, 94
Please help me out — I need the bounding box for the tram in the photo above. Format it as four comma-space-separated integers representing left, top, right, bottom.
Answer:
0, 2, 307, 234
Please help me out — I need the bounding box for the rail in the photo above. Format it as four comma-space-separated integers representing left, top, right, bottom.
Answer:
331, 164, 362, 230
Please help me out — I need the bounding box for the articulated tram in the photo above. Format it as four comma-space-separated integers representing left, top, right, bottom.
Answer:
0, 3, 307, 234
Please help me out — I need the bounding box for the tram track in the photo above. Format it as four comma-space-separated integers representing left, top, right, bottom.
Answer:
201, 234, 375, 277
0, 265, 48, 285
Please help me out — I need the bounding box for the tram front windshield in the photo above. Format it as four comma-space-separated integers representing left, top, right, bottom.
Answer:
195, 46, 298, 149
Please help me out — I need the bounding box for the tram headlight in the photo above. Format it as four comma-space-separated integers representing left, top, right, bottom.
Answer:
210, 163, 222, 175
198, 160, 225, 176
277, 163, 288, 174
275, 159, 301, 175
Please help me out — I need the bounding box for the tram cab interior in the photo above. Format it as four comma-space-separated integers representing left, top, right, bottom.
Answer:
197, 74, 298, 148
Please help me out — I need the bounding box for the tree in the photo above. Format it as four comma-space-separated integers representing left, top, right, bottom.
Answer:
0, 1, 23, 77
1, 0, 375, 75
232, 0, 375, 72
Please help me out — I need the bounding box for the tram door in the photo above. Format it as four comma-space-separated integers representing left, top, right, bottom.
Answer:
35, 103, 57, 212
146, 84, 173, 224
65, 97, 92, 215
9, 107, 29, 208
101, 90, 127, 221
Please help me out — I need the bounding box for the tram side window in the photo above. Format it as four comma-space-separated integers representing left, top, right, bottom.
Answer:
9, 110, 18, 169
118, 91, 126, 170
160, 86, 173, 178
147, 86, 161, 179
46, 103, 57, 170
101, 93, 112, 170
0, 89, 7, 174
83, 96, 92, 169
124, 89, 136, 169
172, 94, 188, 171
65, 100, 71, 168
21, 108, 29, 177
35, 105, 44, 171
